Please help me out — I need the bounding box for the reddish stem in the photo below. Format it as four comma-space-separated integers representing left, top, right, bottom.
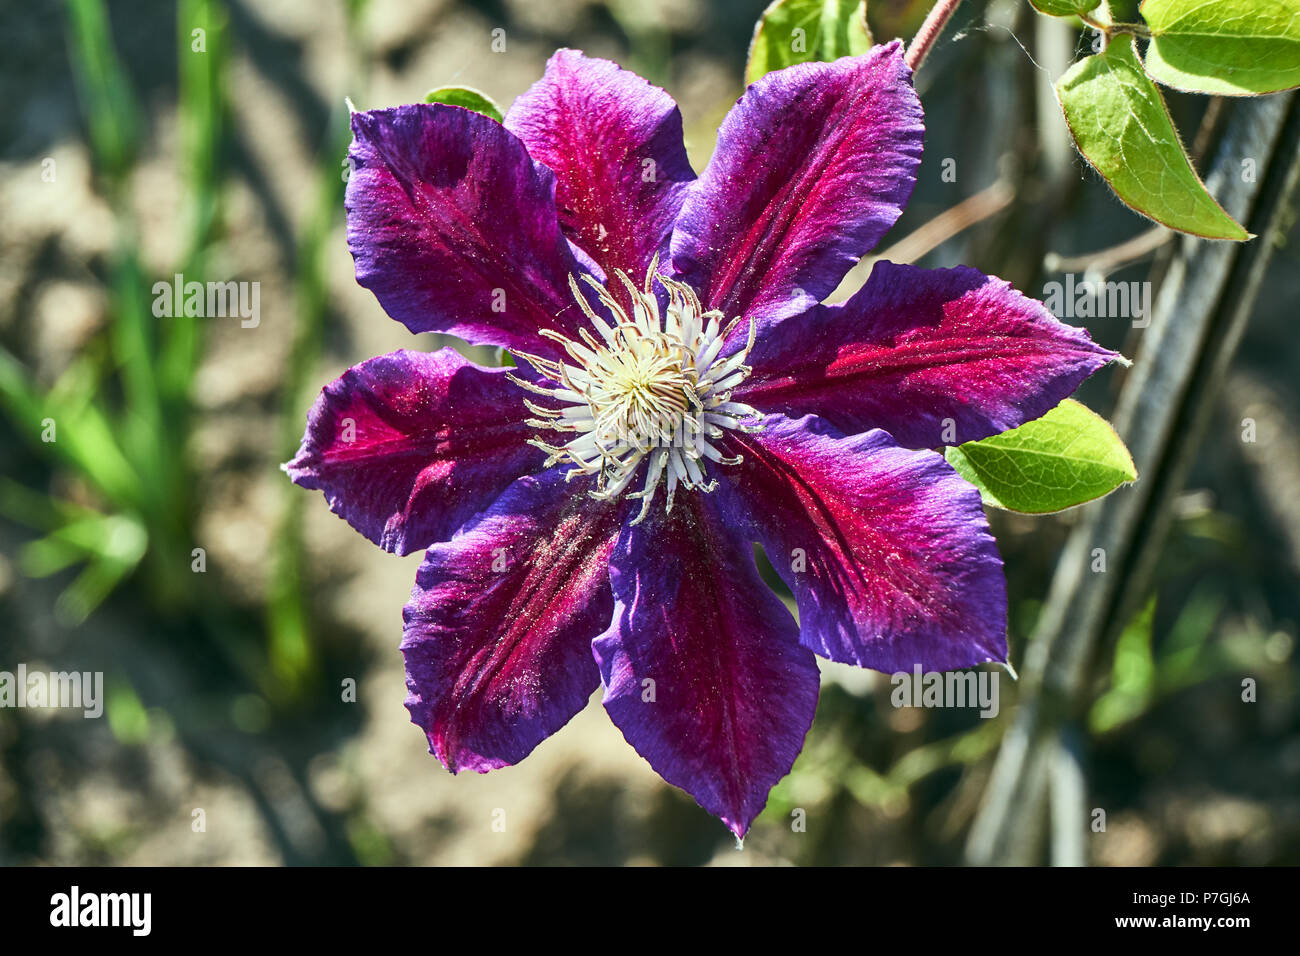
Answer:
905, 0, 964, 72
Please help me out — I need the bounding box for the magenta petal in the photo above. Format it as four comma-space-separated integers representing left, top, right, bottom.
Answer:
594, 496, 820, 839
284, 348, 541, 555
737, 261, 1120, 448
721, 415, 1008, 672
669, 42, 922, 331
402, 469, 620, 773
346, 104, 598, 357
505, 49, 695, 287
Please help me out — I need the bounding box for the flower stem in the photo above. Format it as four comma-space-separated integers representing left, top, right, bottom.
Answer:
1080, 13, 1152, 40
905, 0, 963, 72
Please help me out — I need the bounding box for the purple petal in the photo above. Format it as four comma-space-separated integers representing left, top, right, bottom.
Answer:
669, 42, 923, 332
738, 261, 1119, 448
505, 49, 695, 289
402, 469, 620, 773
284, 348, 541, 555
720, 415, 1008, 672
346, 104, 598, 358
594, 495, 820, 839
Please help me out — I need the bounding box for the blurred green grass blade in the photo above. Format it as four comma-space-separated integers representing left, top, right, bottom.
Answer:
19, 535, 90, 579
0, 478, 98, 532
163, 0, 229, 402
55, 549, 145, 626
178, 0, 225, 251
106, 679, 151, 743
887, 720, 1004, 790
47, 348, 105, 415
21, 513, 147, 627
20, 512, 147, 578
65, 0, 141, 182
20, 516, 116, 577
1089, 596, 1156, 733
0, 347, 141, 508
109, 245, 167, 495
1158, 589, 1225, 690
65, 0, 172, 523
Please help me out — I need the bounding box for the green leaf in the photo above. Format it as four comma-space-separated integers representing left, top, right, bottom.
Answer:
1141, 0, 1300, 96
423, 86, 504, 123
944, 399, 1137, 514
1027, 0, 1102, 16
745, 0, 872, 85
1055, 34, 1250, 240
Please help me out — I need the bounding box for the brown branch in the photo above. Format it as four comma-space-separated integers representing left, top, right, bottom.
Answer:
874, 179, 1014, 265
1043, 226, 1171, 278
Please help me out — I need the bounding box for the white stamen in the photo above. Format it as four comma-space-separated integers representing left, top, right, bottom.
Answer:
512, 265, 762, 522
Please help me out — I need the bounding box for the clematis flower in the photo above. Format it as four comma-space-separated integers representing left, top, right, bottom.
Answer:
286, 42, 1118, 838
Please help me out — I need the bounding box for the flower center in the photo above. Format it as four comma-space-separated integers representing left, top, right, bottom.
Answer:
510, 260, 761, 524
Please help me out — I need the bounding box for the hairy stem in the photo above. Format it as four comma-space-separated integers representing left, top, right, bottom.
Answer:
905, 0, 963, 72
